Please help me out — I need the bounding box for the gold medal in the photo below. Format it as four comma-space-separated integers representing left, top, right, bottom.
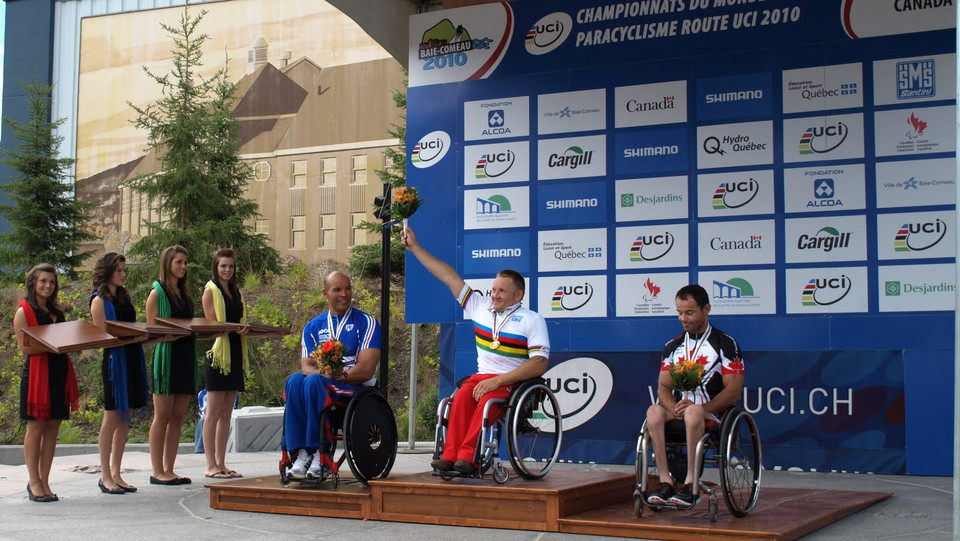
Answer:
490, 340, 501, 350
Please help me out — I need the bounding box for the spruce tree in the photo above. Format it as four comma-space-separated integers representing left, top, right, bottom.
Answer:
0, 79, 97, 278
126, 5, 279, 294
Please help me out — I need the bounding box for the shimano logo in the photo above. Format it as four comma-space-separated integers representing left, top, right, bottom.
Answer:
624, 145, 679, 158
705, 89, 763, 103
545, 198, 599, 210
471, 248, 521, 259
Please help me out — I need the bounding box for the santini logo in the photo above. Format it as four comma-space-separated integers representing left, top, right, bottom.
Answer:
525, 12, 573, 55
801, 275, 851, 306
551, 283, 593, 311
411, 130, 451, 169
474, 150, 516, 179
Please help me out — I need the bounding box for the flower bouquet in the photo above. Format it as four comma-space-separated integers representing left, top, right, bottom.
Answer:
310, 338, 345, 377
668, 359, 704, 402
391, 186, 425, 238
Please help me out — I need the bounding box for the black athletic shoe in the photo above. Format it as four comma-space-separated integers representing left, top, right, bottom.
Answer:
453, 459, 476, 475
669, 483, 699, 507
431, 458, 454, 472
646, 482, 675, 505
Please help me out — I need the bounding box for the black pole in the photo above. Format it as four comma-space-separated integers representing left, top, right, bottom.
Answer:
379, 182, 391, 396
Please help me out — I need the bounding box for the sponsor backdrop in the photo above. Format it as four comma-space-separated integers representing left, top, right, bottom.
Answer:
405, 0, 956, 474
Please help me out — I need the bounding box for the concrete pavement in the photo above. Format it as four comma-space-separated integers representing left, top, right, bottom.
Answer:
0, 446, 953, 540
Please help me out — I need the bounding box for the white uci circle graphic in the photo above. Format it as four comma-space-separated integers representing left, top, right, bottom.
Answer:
525, 12, 573, 56
542, 356, 613, 431
412, 130, 451, 169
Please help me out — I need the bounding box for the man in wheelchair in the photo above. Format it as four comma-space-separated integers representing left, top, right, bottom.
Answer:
284, 271, 382, 480
645, 284, 744, 508
403, 225, 550, 476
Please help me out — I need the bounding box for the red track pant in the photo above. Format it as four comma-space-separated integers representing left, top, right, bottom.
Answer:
442, 373, 512, 465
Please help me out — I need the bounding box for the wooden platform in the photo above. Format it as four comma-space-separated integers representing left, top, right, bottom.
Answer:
208, 470, 890, 540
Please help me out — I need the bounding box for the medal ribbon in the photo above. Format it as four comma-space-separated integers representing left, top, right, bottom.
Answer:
491, 305, 521, 348
684, 324, 711, 365
327, 307, 352, 341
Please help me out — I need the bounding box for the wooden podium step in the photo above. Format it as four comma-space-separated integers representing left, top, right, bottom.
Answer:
208, 470, 890, 540
370, 470, 633, 531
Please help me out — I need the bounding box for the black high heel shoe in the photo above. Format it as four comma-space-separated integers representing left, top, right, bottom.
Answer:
27, 484, 55, 503
98, 479, 125, 495
118, 484, 138, 493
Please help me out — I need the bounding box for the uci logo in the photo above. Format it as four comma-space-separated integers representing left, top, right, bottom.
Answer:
713, 179, 758, 209
411, 130, 451, 169
629, 232, 674, 262
551, 283, 594, 311
476, 150, 515, 178
525, 12, 573, 55
895, 219, 947, 252
801, 275, 851, 306
542, 357, 613, 431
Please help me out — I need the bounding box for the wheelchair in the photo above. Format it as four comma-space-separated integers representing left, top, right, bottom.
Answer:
634, 406, 761, 522
279, 385, 397, 487
433, 377, 562, 484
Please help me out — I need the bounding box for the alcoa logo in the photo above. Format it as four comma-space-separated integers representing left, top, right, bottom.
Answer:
411, 130, 451, 169
525, 12, 573, 55
542, 357, 613, 431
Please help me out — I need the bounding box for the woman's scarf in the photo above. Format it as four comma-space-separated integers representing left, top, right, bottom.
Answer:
21, 299, 79, 420
204, 280, 248, 376
95, 292, 147, 421
152, 281, 174, 395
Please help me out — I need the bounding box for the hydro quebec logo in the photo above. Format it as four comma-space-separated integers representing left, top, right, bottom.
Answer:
629, 231, 674, 262
712, 178, 759, 210
897, 58, 935, 99
410, 130, 451, 169
525, 12, 573, 55
697, 121, 773, 170
801, 275, 851, 307
893, 219, 947, 252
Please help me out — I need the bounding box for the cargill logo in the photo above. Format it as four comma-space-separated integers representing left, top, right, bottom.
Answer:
411, 130, 451, 169
712, 178, 759, 209
797, 227, 851, 252
547, 146, 593, 169
894, 219, 946, 252
629, 232, 674, 262
801, 275, 851, 306
551, 283, 593, 311
798, 122, 848, 154
525, 12, 572, 55
475, 150, 516, 179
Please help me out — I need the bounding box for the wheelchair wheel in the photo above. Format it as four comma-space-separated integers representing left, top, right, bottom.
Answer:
343, 387, 398, 484
505, 381, 562, 480
635, 422, 657, 516
719, 407, 762, 517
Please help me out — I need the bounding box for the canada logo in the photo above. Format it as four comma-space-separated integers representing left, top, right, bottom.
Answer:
906, 112, 927, 139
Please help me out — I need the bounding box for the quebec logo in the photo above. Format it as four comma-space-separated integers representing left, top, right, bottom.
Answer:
475, 150, 516, 179
411, 130, 451, 169
541, 357, 613, 431
712, 278, 756, 299
800, 275, 851, 306
475, 194, 513, 215
551, 283, 593, 311
798, 122, 848, 154
525, 12, 573, 55
894, 219, 946, 252
629, 232, 674, 262
897, 59, 935, 100
712, 178, 759, 210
